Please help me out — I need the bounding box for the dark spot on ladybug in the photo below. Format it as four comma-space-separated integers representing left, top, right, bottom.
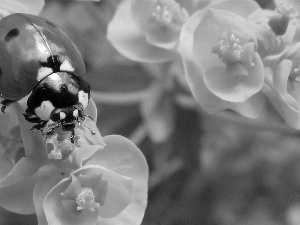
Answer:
45, 20, 56, 28
5, 28, 19, 42
40, 55, 61, 72
0, 68, 2, 76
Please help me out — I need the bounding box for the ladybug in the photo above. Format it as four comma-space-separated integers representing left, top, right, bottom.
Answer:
0, 13, 93, 142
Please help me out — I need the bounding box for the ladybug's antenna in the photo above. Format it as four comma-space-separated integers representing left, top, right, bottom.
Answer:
42, 123, 61, 136
82, 124, 96, 135
81, 114, 96, 135
83, 114, 94, 121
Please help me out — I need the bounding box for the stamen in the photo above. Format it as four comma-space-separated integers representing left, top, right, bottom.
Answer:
213, 33, 244, 64
48, 147, 63, 160
46, 133, 77, 160
76, 188, 100, 211
152, 4, 172, 26
276, 3, 300, 20
46, 134, 62, 159
290, 65, 300, 82
293, 67, 300, 74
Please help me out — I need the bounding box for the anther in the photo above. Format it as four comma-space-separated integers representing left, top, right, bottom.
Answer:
152, 4, 172, 26
76, 188, 99, 211
276, 3, 300, 20
213, 33, 244, 64
83, 124, 96, 135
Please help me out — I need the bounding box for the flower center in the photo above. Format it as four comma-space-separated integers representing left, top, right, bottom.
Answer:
46, 133, 77, 160
152, 4, 173, 26
276, 3, 300, 20
212, 33, 244, 64
76, 188, 100, 211
268, 3, 300, 36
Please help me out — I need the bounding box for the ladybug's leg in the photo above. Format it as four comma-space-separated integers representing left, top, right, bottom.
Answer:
30, 121, 48, 131
23, 109, 49, 133
23, 111, 45, 123
1, 99, 16, 113
42, 123, 61, 136
70, 129, 75, 144
76, 107, 95, 135
82, 124, 96, 135
75, 104, 93, 121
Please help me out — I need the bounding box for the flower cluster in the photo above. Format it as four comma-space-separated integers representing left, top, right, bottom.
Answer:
0, 97, 148, 225
107, 0, 300, 129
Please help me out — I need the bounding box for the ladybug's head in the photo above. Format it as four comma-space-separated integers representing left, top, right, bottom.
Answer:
50, 105, 85, 131
23, 71, 92, 142
50, 105, 83, 122
41, 103, 95, 142
25, 71, 90, 122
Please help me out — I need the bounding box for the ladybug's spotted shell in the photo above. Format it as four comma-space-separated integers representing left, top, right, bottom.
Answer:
0, 13, 86, 101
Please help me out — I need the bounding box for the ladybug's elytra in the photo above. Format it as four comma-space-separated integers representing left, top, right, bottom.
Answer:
0, 13, 93, 142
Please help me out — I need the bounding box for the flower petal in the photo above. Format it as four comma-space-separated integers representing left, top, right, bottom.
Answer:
72, 145, 104, 167
87, 135, 148, 225
180, 44, 265, 118
0, 0, 45, 17
263, 84, 300, 129
44, 165, 133, 225
141, 84, 175, 143
274, 0, 300, 7
131, 0, 156, 29
107, 0, 177, 62
143, 0, 188, 49
72, 166, 133, 218
44, 177, 98, 225
61, 175, 82, 199
193, 9, 257, 72
264, 59, 300, 129
178, 6, 205, 60
13, 102, 48, 159
145, 24, 179, 49
207, 0, 260, 17
0, 177, 36, 214
203, 52, 264, 102
85, 98, 98, 122
272, 59, 300, 111
33, 176, 63, 225
228, 92, 266, 119
273, 59, 294, 98
0, 147, 14, 181
82, 119, 106, 146
179, 55, 227, 113
0, 106, 18, 137
0, 157, 42, 188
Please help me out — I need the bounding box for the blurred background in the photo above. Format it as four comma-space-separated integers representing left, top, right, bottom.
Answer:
4, 0, 300, 224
